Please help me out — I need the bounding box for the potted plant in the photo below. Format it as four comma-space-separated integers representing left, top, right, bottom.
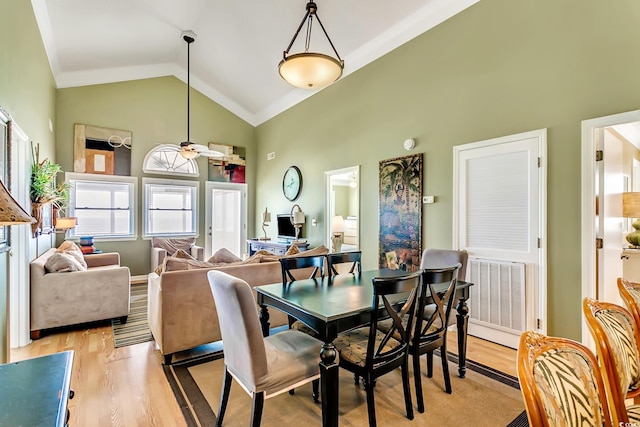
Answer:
30, 153, 68, 236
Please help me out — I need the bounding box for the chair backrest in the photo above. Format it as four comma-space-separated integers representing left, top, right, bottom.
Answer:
207, 270, 268, 392
366, 271, 422, 368
413, 265, 460, 345
280, 255, 324, 284
618, 277, 640, 328
517, 331, 613, 427
583, 297, 640, 425
326, 251, 361, 278
420, 248, 468, 281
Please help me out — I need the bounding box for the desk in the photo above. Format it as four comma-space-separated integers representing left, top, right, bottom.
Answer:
0, 350, 74, 427
255, 269, 472, 427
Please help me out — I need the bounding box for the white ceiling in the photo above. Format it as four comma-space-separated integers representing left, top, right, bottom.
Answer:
31, 0, 479, 126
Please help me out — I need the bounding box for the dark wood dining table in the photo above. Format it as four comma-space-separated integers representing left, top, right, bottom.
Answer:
255, 268, 473, 427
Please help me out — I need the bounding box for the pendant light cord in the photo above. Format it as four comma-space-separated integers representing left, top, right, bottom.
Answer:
187, 38, 190, 143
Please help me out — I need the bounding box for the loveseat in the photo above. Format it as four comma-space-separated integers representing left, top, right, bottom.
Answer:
147, 247, 327, 364
30, 248, 131, 339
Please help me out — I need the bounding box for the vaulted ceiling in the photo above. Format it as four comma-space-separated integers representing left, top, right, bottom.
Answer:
32, 0, 479, 126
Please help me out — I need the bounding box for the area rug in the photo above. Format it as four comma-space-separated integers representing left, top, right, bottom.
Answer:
111, 282, 153, 347
165, 350, 525, 427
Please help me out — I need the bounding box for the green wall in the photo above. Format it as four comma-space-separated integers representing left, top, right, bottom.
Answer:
55, 77, 255, 275
255, 0, 640, 340
0, 0, 56, 361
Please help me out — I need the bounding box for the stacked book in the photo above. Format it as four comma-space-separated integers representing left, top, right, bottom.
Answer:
79, 236, 96, 254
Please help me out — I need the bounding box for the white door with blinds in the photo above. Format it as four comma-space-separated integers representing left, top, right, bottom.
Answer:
205, 182, 247, 259
453, 129, 547, 349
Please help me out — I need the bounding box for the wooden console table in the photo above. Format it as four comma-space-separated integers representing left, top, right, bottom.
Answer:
247, 239, 309, 256
0, 350, 74, 426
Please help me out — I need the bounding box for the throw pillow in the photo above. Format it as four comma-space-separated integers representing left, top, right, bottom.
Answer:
172, 249, 196, 260
285, 244, 300, 256
56, 241, 88, 270
154, 250, 195, 275
163, 257, 216, 272
291, 245, 329, 257
152, 237, 196, 253
44, 252, 86, 273
207, 248, 242, 264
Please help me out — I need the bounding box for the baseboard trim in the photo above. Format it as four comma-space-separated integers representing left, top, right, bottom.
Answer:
131, 275, 148, 285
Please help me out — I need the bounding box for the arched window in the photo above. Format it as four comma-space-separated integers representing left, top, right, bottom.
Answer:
142, 144, 199, 177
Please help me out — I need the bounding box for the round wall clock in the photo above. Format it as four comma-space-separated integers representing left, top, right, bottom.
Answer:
282, 166, 302, 201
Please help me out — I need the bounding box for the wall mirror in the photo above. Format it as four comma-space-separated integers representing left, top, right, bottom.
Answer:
325, 165, 359, 252
74, 124, 132, 175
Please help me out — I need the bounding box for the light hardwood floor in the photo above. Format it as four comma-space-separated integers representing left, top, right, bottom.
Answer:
10, 323, 516, 427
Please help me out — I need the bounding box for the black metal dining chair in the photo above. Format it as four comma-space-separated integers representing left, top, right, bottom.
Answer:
279, 254, 325, 286
332, 270, 422, 427
326, 251, 361, 281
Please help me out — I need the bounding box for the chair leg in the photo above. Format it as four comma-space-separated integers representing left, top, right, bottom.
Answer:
401, 358, 414, 420
426, 351, 433, 378
216, 367, 233, 427
364, 378, 377, 427
312, 379, 319, 403
250, 392, 265, 427
413, 353, 425, 414
441, 345, 452, 394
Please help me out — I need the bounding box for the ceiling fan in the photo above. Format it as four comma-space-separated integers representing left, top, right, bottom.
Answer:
177, 30, 224, 160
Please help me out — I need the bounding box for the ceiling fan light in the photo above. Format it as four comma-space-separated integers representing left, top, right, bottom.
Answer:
278, 53, 343, 89
179, 147, 199, 160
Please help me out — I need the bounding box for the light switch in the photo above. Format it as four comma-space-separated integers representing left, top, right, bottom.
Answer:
423, 196, 435, 204
311, 219, 317, 226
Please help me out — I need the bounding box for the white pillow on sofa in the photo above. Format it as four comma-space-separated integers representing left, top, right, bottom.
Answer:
44, 252, 87, 273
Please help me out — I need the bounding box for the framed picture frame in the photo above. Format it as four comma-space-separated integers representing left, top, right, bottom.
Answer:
378, 153, 423, 271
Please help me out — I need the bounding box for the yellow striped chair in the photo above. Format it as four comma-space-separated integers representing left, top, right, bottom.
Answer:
583, 298, 640, 425
517, 331, 613, 427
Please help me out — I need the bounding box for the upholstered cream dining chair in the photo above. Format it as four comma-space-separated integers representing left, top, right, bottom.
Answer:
207, 270, 322, 427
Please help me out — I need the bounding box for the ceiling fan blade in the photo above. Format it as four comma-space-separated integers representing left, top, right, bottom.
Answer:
198, 150, 226, 158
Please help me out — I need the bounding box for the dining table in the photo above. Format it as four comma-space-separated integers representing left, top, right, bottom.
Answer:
254, 268, 474, 427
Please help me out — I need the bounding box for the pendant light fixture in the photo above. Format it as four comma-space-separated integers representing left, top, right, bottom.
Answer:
278, 1, 344, 89
179, 30, 199, 160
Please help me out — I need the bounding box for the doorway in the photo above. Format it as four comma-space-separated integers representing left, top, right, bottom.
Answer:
205, 182, 247, 259
453, 129, 547, 349
581, 109, 640, 347
324, 166, 359, 252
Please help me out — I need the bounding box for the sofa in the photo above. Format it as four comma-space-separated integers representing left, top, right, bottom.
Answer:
30, 248, 131, 339
148, 247, 327, 364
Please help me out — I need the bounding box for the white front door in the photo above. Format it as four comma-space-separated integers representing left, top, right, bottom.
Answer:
453, 129, 547, 349
205, 182, 247, 259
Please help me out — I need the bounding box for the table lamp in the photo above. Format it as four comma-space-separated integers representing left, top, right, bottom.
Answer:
260, 207, 271, 241
0, 179, 35, 364
623, 192, 640, 247
331, 215, 345, 253
54, 217, 77, 236
290, 204, 305, 242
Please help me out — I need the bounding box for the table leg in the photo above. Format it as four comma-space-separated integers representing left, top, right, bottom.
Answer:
259, 305, 270, 337
455, 297, 469, 378
320, 343, 339, 427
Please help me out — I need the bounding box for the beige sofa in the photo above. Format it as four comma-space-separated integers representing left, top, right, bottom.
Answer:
148, 256, 321, 364
30, 248, 131, 339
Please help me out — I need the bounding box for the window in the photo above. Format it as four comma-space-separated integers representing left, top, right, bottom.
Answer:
0, 109, 8, 252
142, 144, 199, 177
66, 173, 137, 240
143, 178, 199, 237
